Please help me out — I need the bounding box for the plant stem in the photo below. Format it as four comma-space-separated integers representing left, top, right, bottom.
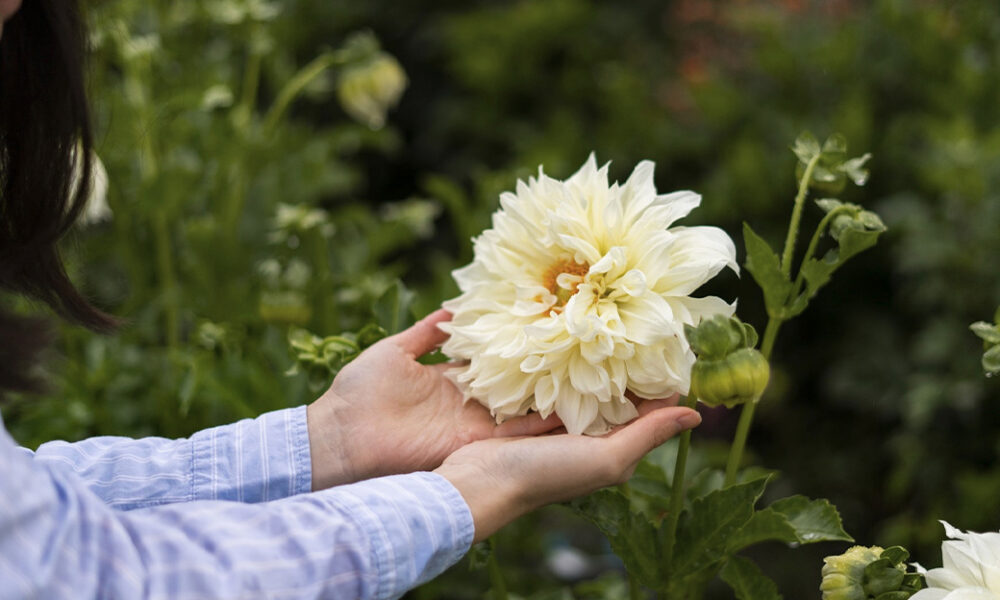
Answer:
780, 154, 822, 277
791, 205, 854, 297
234, 27, 263, 129
487, 537, 509, 600
724, 289, 782, 486
263, 52, 341, 135
663, 394, 697, 574
725, 157, 816, 485
724, 401, 755, 487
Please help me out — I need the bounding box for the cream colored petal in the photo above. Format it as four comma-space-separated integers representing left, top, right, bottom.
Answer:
557, 391, 600, 436
651, 226, 738, 295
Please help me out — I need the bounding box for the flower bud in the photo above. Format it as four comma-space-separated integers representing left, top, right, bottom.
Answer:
821, 546, 884, 600
337, 49, 407, 130
689, 348, 770, 408
685, 315, 769, 408
820, 545, 921, 600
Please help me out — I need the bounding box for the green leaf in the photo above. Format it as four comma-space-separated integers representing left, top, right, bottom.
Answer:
841, 153, 873, 186
815, 198, 844, 213
970, 321, 1000, 344
373, 279, 415, 334
570, 490, 661, 587
686, 468, 726, 501
790, 216, 885, 317
791, 131, 821, 164
727, 495, 852, 552
628, 460, 673, 516
670, 476, 770, 578
880, 546, 910, 566
983, 344, 1000, 374
356, 322, 388, 348
720, 556, 782, 600
768, 496, 853, 543
863, 559, 905, 596
467, 541, 491, 571
742, 223, 792, 319
822, 133, 847, 157
837, 224, 883, 263
725, 507, 798, 551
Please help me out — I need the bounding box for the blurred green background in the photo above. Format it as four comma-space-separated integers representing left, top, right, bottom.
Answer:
6, 0, 1000, 597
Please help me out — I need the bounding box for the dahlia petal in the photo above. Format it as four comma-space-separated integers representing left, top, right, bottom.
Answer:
556, 233, 602, 265
557, 391, 600, 435
652, 226, 738, 295
597, 398, 639, 427
618, 293, 677, 345
568, 355, 610, 399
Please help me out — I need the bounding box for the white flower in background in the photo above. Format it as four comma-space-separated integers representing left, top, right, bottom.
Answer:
440, 155, 737, 435
72, 148, 112, 227
912, 522, 1000, 600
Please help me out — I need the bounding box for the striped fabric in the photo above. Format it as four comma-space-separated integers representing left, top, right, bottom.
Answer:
0, 408, 474, 599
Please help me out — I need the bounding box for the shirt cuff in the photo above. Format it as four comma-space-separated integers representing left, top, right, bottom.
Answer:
191, 405, 313, 503
320, 472, 475, 600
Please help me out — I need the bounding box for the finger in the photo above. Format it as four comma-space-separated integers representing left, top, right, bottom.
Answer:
390, 309, 452, 357
608, 405, 701, 462
493, 412, 564, 437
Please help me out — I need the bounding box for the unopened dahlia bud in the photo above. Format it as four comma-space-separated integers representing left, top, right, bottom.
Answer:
822, 546, 884, 600
336, 33, 407, 130
685, 315, 769, 408
821, 545, 922, 600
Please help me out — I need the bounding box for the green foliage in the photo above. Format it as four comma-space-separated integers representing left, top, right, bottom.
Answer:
572, 474, 850, 598
970, 307, 1000, 375
4, 1, 1000, 598
720, 556, 782, 600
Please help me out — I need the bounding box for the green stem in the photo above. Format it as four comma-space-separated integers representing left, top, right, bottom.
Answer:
663, 394, 697, 574
263, 52, 341, 135
486, 537, 509, 600
780, 154, 822, 277
791, 205, 854, 297
234, 30, 263, 129
724, 314, 781, 487
724, 401, 755, 487
759, 317, 781, 361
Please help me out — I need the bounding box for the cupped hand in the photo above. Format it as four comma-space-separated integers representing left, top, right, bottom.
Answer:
434, 400, 701, 542
306, 309, 562, 490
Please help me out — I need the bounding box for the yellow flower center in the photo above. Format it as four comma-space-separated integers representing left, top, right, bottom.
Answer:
541, 258, 589, 310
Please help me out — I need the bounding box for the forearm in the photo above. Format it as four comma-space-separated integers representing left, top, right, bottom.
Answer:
27, 406, 313, 509
4, 418, 474, 600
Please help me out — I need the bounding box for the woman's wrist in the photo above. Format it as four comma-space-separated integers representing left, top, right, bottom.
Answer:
434, 460, 528, 544
306, 393, 364, 490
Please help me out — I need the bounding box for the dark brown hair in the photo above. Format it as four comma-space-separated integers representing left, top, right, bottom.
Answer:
0, 0, 116, 395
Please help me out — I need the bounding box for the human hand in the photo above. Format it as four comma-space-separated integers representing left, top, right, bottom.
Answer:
433, 400, 701, 542
306, 309, 561, 490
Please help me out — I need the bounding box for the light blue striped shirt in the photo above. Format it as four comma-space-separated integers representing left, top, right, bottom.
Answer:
0, 406, 475, 599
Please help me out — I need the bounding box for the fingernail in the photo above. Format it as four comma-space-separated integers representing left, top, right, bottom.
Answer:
678, 412, 702, 430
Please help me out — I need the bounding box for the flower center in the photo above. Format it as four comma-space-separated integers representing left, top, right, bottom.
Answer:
542, 258, 589, 309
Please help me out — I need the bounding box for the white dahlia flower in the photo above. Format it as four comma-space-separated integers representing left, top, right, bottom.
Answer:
440, 155, 737, 435
912, 522, 1000, 600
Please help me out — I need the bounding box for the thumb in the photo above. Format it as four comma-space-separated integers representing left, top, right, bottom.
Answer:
389, 309, 452, 357
609, 406, 700, 464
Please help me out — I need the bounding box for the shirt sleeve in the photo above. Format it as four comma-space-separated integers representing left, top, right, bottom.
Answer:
0, 419, 475, 600
22, 406, 313, 510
